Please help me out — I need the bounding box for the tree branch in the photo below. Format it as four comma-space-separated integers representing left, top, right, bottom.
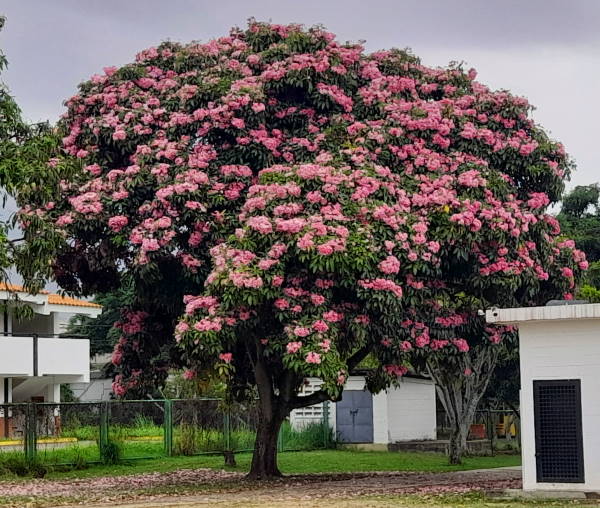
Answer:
288, 389, 332, 410
287, 346, 371, 410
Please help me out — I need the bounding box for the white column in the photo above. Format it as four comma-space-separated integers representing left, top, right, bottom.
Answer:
1, 309, 12, 336
372, 391, 389, 444
46, 383, 60, 403
0, 378, 12, 438
0, 378, 12, 403
51, 313, 63, 337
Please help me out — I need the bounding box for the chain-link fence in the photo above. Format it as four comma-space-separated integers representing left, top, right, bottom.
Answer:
436, 408, 521, 455
0, 399, 333, 466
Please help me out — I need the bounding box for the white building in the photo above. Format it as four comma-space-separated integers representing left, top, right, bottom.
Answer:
290, 374, 437, 444
0, 283, 100, 406
487, 303, 600, 493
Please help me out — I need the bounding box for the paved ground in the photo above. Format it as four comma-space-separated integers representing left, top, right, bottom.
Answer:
0, 439, 95, 453
36, 467, 522, 508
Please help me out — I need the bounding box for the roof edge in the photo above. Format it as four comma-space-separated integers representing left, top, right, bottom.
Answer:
486, 303, 600, 324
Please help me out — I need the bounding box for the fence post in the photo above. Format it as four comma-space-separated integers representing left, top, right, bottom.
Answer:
323, 400, 330, 448
277, 424, 284, 452
488, 409, 494, 456
223, 406, 231, 453
24, 403, 37, 463
163, 399, 173, 457
99, 401, 109, 454
222, 405, 236, 466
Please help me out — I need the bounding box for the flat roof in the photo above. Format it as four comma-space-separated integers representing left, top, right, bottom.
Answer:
486, 303, 600, 324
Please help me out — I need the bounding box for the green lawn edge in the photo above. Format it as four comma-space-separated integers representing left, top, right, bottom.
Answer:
25, 449, 521, 481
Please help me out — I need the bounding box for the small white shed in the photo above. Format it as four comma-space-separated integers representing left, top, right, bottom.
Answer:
290, 374, 437, 444
487, 303, 600, 493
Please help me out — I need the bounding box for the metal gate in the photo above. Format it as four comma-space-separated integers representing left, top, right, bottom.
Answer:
533, 379, 584, 483
336, 390, 373, 443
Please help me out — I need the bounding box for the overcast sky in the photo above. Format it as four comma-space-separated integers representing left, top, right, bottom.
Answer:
1, 0, 599, 188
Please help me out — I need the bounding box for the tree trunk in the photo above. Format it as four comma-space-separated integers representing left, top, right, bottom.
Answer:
247, 403, 286, 480
427, 347, 499, 465
247, 344, 289, 480
448, 419, 470, 465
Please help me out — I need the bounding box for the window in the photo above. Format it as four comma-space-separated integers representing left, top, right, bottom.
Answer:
533, 379, 584, 483
293, 380, 324, 419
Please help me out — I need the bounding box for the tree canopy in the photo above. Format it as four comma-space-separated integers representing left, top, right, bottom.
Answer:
558, 184, 600, 301
558, 185, 600, 265
17, 21, 585, 476
0, 16, 59, 296
67, 280, 134, 356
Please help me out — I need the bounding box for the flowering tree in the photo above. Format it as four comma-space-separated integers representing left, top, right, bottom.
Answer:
19, 22, 585, 476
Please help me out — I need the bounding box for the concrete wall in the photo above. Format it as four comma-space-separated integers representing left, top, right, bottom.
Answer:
0, 337, 34, 376
0, 336, 89, 387
519, 319, 600, 492
38, 338, 89, 380
387, 377, 437, 442
11, 311, 75, 337
70, 376, 113, 401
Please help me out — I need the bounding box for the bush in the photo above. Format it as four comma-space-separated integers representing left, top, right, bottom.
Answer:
100, 440, 122, 465
0, 454, 49, 477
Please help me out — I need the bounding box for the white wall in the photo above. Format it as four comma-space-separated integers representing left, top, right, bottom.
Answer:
38, 338, 89, 381
520, 319, 600, 492
70, 377, 113, 401
0, 337, 34, 376
387, 377, 437, 442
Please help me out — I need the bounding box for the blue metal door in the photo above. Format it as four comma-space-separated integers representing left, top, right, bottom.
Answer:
336, 390, 373, 443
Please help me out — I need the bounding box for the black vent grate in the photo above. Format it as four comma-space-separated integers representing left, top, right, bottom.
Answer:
533, 379, 584, 483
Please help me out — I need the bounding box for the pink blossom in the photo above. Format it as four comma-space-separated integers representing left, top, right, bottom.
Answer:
305, 351, 322, 364
527, 192, 550, 209
286, 341, 302, 354
319, 339, 331, 352
384, 365, 408, 377
453, 338, 470, 352
108, 215, 129, 232
359, 278, 403, 299
182, 369, 196, 380
378, 255, 400, 274
323, 310, 343, 322
142, 238, 160, 252
112, 129, 127, 141
310, 294, 326, 305
293, 326, 311, 337
274, 298, 289, 310
561, 267, 574, 278
219, 353, 233, 363
312, 320, 329, 332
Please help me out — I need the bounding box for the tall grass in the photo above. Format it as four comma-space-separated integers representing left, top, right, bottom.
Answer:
280, 421, 333, 451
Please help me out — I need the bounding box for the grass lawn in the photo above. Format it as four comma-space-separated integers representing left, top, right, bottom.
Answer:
37, 449, 520, 480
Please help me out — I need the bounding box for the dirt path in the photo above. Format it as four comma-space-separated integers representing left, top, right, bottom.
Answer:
40, 467, 522, 508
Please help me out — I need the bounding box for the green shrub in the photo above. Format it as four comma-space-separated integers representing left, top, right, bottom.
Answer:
0, 454, 49, 477
100, 440, 122, 465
